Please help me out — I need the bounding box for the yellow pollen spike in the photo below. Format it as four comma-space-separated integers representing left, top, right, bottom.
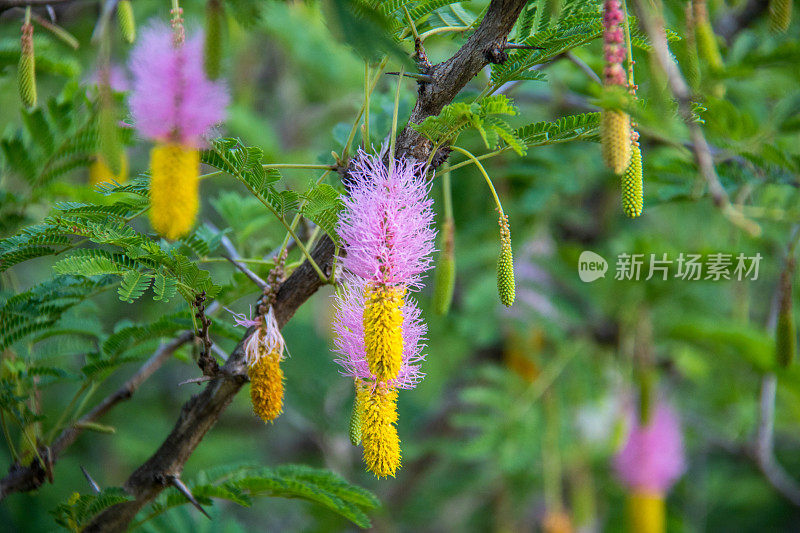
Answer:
248, 350, 284, 423
358, 384, 400, 478
601, 110, 632, 174
89, 152, 128, 187
628, 491, 665, 533
363, 284, 405, 382
149, 143, 199, 240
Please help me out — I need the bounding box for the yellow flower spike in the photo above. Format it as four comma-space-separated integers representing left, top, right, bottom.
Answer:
248, 348, 284, 423
622, 143, 643, 218
628, 491, 665, 533
358, 383, 400, 478
769, 0, 792, 33
601, 110, 632, 174
89, 152, 128, 187
148, 143, 199, 240
363, 284, 405, 382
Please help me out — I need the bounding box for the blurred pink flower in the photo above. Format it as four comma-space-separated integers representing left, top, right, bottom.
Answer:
338, 149, 436, 289
129, 22, 229, 147
614, 403, 686, 493
332, 274, 426, 389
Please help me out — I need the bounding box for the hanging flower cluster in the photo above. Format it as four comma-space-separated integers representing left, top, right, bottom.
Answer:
129, 17, 229, 240
601, 0, 632, 175
332, 150, 436, 477
614, 403, 686, 533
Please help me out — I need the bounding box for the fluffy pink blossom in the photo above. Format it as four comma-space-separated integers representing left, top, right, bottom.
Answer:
129, 22, 229, 147
332, 274, 426, 389
338, 150, 436, 289
614, 403, 686, 493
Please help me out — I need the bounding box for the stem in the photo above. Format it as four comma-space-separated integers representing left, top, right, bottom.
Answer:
450, 146, 504, 215
364, 62, 370, 150
419, 26, 470, 40
262, 164, 335, 170
622, 0, 636, 90
342, 56, 389, 158
45, 382, 89, 443
447, 146, 512, 172
0, 410, 18, 461
389, 66, 405, 171
403, 6, 420, 41
198, 170, 223, 181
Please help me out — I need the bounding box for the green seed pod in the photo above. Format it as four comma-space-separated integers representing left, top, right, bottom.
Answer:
769, 0, 792, 33
204, 0, 223, 80
97, 77, 123, 176
18, 23, 36, 108
693, 0, 723, 72
496, 214, 515, 307
601, 110, 631, 174
349, 381, 363, 446
622, 143, 644, 218
776, 258, 796, 368
433, 219, 455, 315
117, 0, 136, 44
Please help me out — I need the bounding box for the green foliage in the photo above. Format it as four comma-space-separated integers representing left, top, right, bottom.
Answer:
139, 464, 380, 529
413, 95, 527, 154
51, 487, 131, 531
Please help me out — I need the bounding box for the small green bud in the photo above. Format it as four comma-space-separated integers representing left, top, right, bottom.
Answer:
433, 219, 455, 315
18, 23, 36, 108
769, 0, 792, 33
497, 214, 515, 307
204, 0, 223, 80
622, 143, 643, 218
349, 381, 362, 446
117, 0, 136, 44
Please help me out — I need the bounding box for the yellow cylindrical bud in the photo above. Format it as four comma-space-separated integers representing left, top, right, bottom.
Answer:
358, 383, 400, 478
628, 491, 665, 533
89, 152, 128, 187
248, 350, 284, 423
622, 143, 644, 218
363, 284, 405, 382
18, 23, 36, 108
433, 218, 455, 315
769, 0, 792, 32
117, 0, 136, 43
204, 0, 223, 80
148, 144, 199, 240
497, 214, 515, 307
349, 380, 363, 446
601, 110, 631, 174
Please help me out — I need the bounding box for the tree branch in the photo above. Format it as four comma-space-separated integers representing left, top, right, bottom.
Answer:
0, 332, 194, 499
80, 1, 528, 529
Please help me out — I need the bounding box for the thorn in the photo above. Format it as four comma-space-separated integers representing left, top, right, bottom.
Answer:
386, 72, 434, 83
178, 376, 215, 387
169, 475, 212, 520
504, 43, 544, 50
81, 465, 101, 493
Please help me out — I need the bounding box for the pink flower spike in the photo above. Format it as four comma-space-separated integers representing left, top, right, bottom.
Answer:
338, 149, 437, 290
613, 403, 687, 494
331, 274, 426, 389
129, 22, 229, 147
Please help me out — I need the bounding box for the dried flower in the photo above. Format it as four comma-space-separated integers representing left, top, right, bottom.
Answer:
358, 382, 400, 478
241, 307, 286, 423
614, 403, 686, 494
